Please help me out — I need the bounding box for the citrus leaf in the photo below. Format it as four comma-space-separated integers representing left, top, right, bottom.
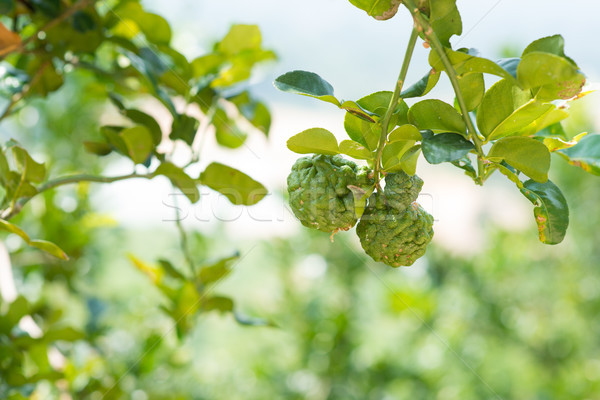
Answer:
520, 179, 569, 245
401, 69, 441, 99
200, 162, 267, 206
388, 124, 422, 142
287, 128, 339, 155
339, 140, 373, 160
120, 126, 154, 164
543, 132, 587, 152
457, 72, 484, 112
398, 145, 421, 176
408, 99, 466, 135
29, 240, 69, 260
488, 136, 551, 182
274, 70, 340, 107
429, 0, 462, 47
382, 140, 416, 171
343, 114, 380, 150
422, 132, 475, 164
154, 162, 199, 203
557, 133, 600, 175
347, 0, 401, 20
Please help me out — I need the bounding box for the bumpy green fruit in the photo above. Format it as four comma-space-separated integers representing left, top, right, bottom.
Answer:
287, 154, 372, 232
384, 171, 423, 212
356, 194, 434, 267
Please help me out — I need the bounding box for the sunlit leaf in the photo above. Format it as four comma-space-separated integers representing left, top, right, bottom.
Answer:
200, 162, 268, 206
287, 128, 339, 156
408, 99, 466, 135
488, 136, 551, 182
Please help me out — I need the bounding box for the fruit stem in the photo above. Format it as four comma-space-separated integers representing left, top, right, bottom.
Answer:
373, 26, 419, 186
402, 0, 486, 185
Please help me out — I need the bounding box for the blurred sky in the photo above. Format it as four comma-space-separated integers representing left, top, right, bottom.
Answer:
96, 0, 600, 255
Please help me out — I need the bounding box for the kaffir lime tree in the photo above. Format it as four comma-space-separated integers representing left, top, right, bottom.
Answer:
277, 0, 600, 266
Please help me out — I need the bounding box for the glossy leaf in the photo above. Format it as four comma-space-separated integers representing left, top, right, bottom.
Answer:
543, 132, 587, 152
429, 0, 462, 47
401, 69, 441, 99
457, 73, 484, 112
382, 140, 415, 171
343, 114, 380, 150
476, 79, 531, 139
488, 136, 551, 182
520, 179, 569, 244
429, 48, 515, 82
517, 52, 585, 101
422, 132, 475, 164
347, 0, 401, 20
200, 162, 267, 206
287, 128, 339, 155
154, 162, 199, 203
120, 126, 154, 164
408, 99, 466, 135
274, 70, 340, 107
398, 145, 422, 176
557, 133, 600, 175
388, 124, 422, 142
339, 140, 373, 160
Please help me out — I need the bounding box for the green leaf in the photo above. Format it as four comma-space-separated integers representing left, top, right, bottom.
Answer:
124, 110, 162, 145
0, 218, 30, 242
0, 0, 14, 14
198, 254, 239, 285
517, 52, 585, 101
452, 156, 477, 179
120, 126, 154, 164
154, 162, 199, 203
557, 133, 600, 175
83, 141, 112, 156
398, 145, 422, 176
157, 259, 186, 280
388, 124, 422, 142
343, 113, 380, 150
339, 140, 373, 160
543, 132, 587, 152
201, 296, 234, 314
11, 146, 46, 183
347, 185, 374, 219
429, 48, 516, 82
521, 108, 569, 137
429, 0, 462, 47
347, 0, 401, 20
218, 24, 262, 55
170, 114, 200, 146
274, 70, 340, 107
382, 140, 416, 171
101, 126, 129, 155
43, 327, 84, 342
520, 179, 569, 245
31, 0, 60, 17
488, 136, 551, 182
199, 162, 268, 206
533, 121, 568, 140
489, 101, 555, 141
29, 240, 68, 260
522, 35, 572, 60
408, 99, 466, 135
401, 69, 441, 99
476, 79, 531, 139
213, 108, 247, 149
457, 73, 484, 112
72, 11, 96, 33
422, 132, 475, 164
228, 91, 271, 136
287, 128, 339, 155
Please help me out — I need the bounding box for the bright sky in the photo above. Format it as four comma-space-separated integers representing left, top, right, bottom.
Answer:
95, 0, 600, 254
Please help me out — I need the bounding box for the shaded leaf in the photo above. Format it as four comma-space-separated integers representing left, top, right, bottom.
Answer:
274, 70, 340, 107
120, 126, 154, 164
170, 114, 199, 146
382, 140, 415, 171
343, 113, 380, 150
401, 69, 441, 99
457, 73, 484, 112
557, 133, 600, 175
422, 132, 475, 164
520, 179, 569, 244
213, 108, 247, 149
198, 254, 239, 285
83, 141, 112, 156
